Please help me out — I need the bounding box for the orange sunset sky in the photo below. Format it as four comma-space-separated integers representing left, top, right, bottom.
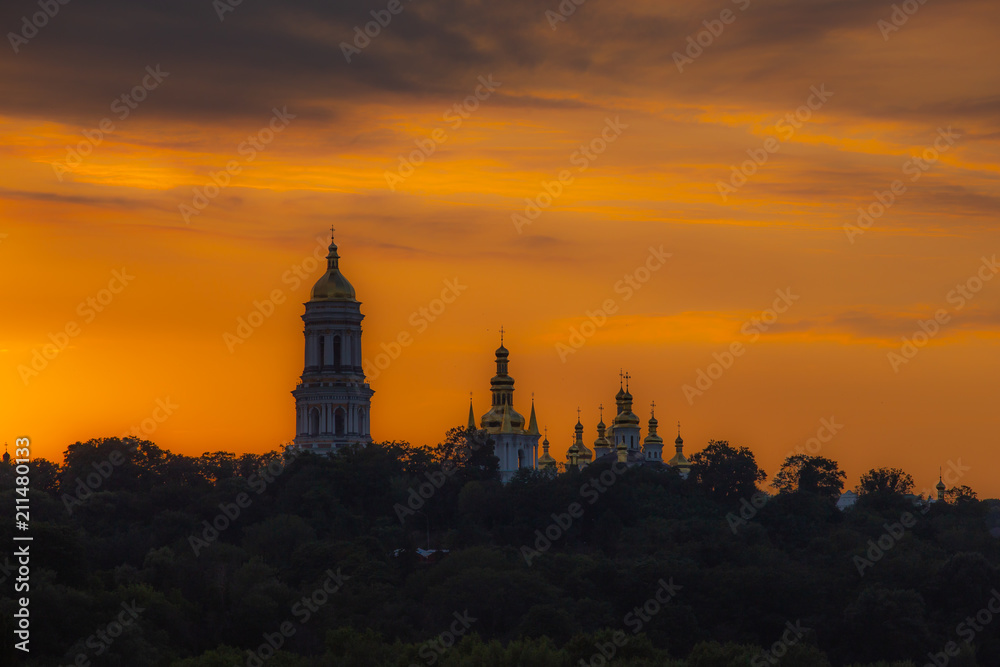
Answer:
2, 0, 999, 495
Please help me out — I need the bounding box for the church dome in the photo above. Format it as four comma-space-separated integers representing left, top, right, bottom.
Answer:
311, 230, 357, 302
311, 270, 356, 301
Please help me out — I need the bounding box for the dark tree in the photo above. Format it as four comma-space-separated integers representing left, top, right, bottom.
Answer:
689, 439, 766, 504
945, 484, 979, 504
433, 427, 499, 483
771, 454, 846, 497
857, 467, 914, 496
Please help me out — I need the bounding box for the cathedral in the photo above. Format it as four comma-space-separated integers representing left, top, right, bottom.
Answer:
288, 230, 691, 480
290, 229, 374, 452
559, 373, 690, 477
466, 339, 692, 480
467, 333, 542, 482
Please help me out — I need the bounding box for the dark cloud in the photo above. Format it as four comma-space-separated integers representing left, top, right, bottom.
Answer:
2, 0, 995, 131
0, 185, 160, 209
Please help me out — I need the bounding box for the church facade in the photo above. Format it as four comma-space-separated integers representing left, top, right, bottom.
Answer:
468, 336, 541, 482
562, 374, 691, 478
290, 229, 374, 452
465, 337, 693, 480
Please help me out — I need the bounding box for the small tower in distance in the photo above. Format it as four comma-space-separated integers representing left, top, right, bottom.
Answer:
668, 422, 691, 479
593, 405, 612, 458
2, 443, 9, 465
611, 371, 641, 453
642, 402, 664, 462
537, 428, 557, 473
936, 469, 946, 502
574, 408, 593, 467
567, 438, 580, 470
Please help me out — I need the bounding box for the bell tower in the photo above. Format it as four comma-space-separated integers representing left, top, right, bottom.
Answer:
291, 228, 374, 453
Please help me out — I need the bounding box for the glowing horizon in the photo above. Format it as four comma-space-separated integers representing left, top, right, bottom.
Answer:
2, 0, 999, 497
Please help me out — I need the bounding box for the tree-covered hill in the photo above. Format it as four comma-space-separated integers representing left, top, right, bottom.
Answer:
0, 430, 996, 667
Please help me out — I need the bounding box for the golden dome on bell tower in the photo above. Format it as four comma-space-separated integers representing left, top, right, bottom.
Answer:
310, 227, 357, 302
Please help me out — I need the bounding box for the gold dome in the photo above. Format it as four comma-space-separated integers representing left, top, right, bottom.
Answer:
311, 229, 357, 302
311, 271, 356, 301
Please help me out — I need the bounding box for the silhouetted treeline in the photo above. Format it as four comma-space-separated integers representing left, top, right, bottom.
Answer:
0, 430, 997, 667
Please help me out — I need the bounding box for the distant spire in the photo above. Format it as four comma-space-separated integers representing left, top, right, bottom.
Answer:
467, 393, 476, 430
599, 404, 604, 422
499, 325, 504, 346
527, 397, 540, 436
650, 400, 656, 419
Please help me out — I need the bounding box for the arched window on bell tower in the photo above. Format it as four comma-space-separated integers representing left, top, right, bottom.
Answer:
318, 336, 326, 370
333, 334, 342, 371
335, 407, 346, 435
